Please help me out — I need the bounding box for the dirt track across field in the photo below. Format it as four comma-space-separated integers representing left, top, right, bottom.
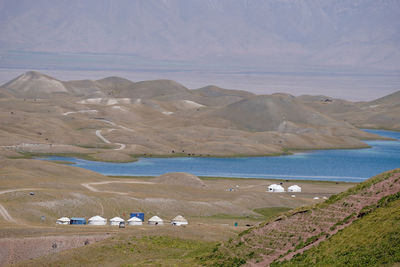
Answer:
0, 188, 39, 223
81, 180, 155, 195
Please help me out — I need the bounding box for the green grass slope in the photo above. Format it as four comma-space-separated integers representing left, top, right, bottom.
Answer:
201, 169, 400, 266
18, 235, 216, 267
272, 192, 400, 267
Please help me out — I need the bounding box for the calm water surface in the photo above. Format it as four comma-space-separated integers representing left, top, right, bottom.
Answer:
41, 129, 400, 182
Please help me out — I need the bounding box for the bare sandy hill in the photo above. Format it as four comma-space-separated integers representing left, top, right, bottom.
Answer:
0, 88, 13, 98
194, 85, 254, 98
0, 71, 107, 98
94, 76, 136, 97
299, 92, 400, 131
0, 159, 107, 188
113, 79, 194, 101
0, 71, 69, 98
192, 85, 254, 106
210, 94, 353, 132
63, 79, 105, 97
153, 172, 206, 188
298, 95, 362, 114
368, 90, 400, 106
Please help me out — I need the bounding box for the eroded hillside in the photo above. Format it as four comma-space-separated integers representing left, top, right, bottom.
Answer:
203, 169, 400, 266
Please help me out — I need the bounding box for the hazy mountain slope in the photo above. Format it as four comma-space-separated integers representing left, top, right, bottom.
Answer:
299, 92, 400, 131
203, 169, 400, 266
192, 85, 254, 106
126, 80, 194, 100
0, 71, 107, 98
193, 85, 254, 98
0, 71, 69, 98
94, 76, 136, 97
368, 90, 400, 106
0, 0, 399, 70
210, 94, 354, 132
0, 89, 13, 98
63, 79, 105, 97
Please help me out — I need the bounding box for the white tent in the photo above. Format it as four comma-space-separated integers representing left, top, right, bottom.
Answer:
109, 217, 125, 226
127, 216, 143, 226
288, 185, 301, 192
56, 217, 70, 225
268, 184, 285, 192
88, 215, 107, 225
148, 215, 164, 225
313, 197, 320, 200
171, 215, 188, 226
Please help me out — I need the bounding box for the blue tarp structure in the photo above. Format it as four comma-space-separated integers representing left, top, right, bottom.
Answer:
70, 217, 86, 225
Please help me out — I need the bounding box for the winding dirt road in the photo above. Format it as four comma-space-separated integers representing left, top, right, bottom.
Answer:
63, 110, 134, 151
81, 180, 155, 195
95, 129, 126, 151
0, 188, 39, 223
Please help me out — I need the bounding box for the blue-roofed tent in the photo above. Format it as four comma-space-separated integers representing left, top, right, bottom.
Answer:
70, 217, 86, 225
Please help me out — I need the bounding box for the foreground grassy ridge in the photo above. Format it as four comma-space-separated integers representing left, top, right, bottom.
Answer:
196, 207, 292, 223
200, 169, 400, 266
19, 235, 216, 267
272, 192, 400, 267
324, 169, 400, 205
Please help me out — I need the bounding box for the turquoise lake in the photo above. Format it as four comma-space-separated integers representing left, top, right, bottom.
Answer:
41, 129, 400, 182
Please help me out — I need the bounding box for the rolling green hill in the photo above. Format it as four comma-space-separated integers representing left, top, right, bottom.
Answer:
201, 169, 400, 266
272, 191, 400, 267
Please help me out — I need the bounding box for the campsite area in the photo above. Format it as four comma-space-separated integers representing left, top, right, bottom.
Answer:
0, 158, 353, 265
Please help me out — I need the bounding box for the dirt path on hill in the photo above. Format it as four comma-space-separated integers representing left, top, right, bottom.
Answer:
81, 180, 155, 195
0, 188, 40, 223
95, 129, 127, 151
95, 129, 112, 144
93, 119, 136, 151
63, 110, 133, 151
0, 204, 15, 222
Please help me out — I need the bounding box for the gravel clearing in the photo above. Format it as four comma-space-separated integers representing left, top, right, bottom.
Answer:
0, 234, 111, 266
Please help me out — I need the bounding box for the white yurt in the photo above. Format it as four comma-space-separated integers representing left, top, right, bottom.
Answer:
313, 197, 320, 200
288, 185, 302, 192
127, 216, 143, 226
56, 217, 70, 225
148, 215, 164, 225
88, 215, 107, 225
109, 217, 125, 226
268, 184, 285, 192
171, 215, 188, 226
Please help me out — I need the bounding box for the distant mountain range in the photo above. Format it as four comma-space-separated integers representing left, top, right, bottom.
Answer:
0, 0, 399, 71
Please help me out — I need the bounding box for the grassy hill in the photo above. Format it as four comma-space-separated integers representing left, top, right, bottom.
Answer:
272, 191, 400, 267
202, 169, 400, 266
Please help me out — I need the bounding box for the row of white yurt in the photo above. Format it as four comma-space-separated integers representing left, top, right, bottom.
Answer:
128, 216, 143, 225
110, 217, 125, 226
56, 215, 188, 226
88, 215, 107, 225
288, 185, 301, 192
148, 215, 163, 225
268, 184, 285, 192
56, 217, 71, 224
268, 184, 302, 192
171, 215, 188, 226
